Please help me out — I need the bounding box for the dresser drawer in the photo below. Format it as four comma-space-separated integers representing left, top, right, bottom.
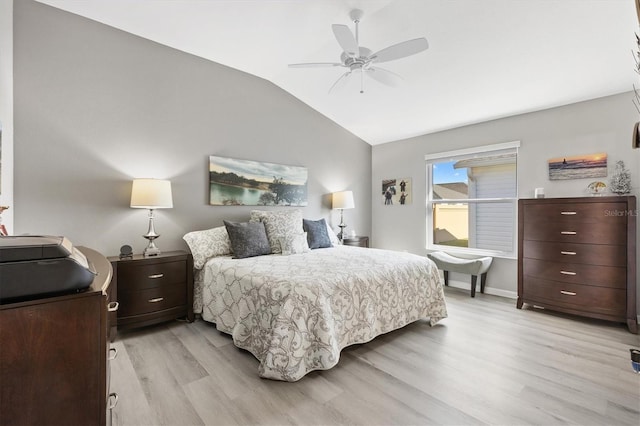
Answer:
523, 202, 628, 224
118, 284, 187, 317
118, 260, 186, 291
523, 258, 626, 289
522, 220, 626, 244
522, 277, 626, 317
522, 240, 626, 267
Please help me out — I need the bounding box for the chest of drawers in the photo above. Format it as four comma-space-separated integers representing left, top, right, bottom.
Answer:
0, 247, 115, 425
110, 251, 194, 330
517, 196, 637, 333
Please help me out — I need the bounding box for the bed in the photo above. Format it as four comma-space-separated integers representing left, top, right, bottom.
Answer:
185, 211, 447, 382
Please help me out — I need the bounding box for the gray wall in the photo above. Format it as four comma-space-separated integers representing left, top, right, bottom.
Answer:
373, 92, 640, 311
0, 0, 13, 229
13, 0, 371, 257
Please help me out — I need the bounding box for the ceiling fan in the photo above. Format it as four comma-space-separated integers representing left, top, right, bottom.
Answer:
289, 9, 429, 94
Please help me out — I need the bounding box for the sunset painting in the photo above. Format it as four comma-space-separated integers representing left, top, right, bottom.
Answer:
548, 153, 607, 181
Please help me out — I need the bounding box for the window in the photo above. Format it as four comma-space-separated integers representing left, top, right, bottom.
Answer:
426, 141, 519, 258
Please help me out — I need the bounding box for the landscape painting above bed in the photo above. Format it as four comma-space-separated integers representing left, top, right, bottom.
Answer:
209, 155, 308, 206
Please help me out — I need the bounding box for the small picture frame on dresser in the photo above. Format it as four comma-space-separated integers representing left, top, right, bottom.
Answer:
119, 244, 133, 259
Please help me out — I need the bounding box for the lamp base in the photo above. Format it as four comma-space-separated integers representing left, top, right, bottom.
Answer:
143, 244, 161, 257
143, 238, 161, 257
337, 208, 347, 242
142, 209, 161, 257
337, 225, 346, 242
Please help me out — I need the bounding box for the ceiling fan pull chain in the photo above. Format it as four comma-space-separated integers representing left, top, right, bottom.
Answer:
360, 69, 364, 94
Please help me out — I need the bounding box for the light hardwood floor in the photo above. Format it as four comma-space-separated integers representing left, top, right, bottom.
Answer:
111, 288, 640, 426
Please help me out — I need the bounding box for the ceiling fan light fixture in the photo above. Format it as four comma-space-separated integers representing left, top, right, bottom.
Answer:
288, 9, 429, 94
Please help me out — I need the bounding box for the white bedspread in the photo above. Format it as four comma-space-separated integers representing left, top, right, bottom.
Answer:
195, 245, 447, 381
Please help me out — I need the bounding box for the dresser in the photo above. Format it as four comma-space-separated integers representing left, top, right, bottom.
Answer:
517, 196, 637, 333
0, 247, 116, 425
110, 251, 194, 330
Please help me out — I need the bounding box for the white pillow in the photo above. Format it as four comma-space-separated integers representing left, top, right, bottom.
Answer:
183, 226, 232, 269
250, 209, 304, 254
326, 221, 341, 246
279, 232, 311, 255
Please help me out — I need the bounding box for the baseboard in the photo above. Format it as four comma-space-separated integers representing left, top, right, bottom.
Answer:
446, 279, 518, 300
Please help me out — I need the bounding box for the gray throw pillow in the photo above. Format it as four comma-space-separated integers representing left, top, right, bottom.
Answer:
223, 220, 271, 259
303, 218, 332, 249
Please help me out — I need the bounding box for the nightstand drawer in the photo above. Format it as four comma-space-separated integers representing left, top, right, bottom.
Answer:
118, 284, 187, 317
118, 260, 186, 291
342, 236, 369, 247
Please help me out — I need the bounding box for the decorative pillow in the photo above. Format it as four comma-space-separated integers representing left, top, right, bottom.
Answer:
250, 209, 304, 254
279, 232, 311, 255
303, 218, 332, 249
223, 220, 271, 259
183, 226, 232, 269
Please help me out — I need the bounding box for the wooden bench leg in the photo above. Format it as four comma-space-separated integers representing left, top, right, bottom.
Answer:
480, 272, 487, 294
443, 270, 449, 286
471, 275, 477, 297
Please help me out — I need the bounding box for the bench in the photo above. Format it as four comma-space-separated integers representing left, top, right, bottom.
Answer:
427, 251, 493, 298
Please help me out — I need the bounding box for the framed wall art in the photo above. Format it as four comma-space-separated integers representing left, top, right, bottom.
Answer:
548, 152, 607, 181
209, 155, 308, 206
382, 177, 411, 205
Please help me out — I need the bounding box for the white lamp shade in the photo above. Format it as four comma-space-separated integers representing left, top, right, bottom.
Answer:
332, 190, 355, 209
130, 179, 173, 209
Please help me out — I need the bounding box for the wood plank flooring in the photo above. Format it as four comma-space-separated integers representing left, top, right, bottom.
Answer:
110, 288, 640, 425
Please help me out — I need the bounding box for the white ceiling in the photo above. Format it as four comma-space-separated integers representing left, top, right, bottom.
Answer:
37, 0, 639, 145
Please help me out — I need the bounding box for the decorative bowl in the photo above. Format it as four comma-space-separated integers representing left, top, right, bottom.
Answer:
587, 181, 606, 196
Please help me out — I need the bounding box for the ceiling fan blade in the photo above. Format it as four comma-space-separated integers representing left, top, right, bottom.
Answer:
328, 71, 352, 94
366, 66, 404, 87
288, 63, 343, 68
369, 38, 429, 63
332, 24, 359, 58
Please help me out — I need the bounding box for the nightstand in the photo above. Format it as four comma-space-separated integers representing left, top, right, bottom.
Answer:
342, 236, 369, 248
109, 251, 194, 330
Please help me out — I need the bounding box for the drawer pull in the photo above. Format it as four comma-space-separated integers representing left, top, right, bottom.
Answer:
560, 270, 576, 276
148, 273, 164, 279
148, 297, 164, 303
107, 393, 119, 410
560, 251, 576, 255
560, 211, 577, 215
108, 347, 118, 360
107, 301, 119, 312
560, 290, 577, 296
560, 231, 577, 235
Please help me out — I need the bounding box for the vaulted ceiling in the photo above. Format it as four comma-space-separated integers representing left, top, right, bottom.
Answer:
37, 0, 639, 145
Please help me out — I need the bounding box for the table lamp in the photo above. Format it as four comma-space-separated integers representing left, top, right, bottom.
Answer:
332, 190, 354, 242
130, 179, 173, 257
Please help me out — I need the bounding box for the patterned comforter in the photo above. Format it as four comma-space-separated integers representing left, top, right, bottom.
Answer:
195, 245, 447, 381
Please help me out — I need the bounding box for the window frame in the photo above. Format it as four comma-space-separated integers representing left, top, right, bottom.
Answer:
425, 141, 520, 259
